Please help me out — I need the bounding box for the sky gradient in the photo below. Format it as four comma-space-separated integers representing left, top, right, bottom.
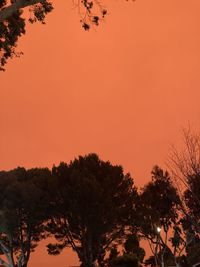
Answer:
1, 0, 200, 266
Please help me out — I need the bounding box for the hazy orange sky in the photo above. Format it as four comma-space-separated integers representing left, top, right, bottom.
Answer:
1, 0, 200, 266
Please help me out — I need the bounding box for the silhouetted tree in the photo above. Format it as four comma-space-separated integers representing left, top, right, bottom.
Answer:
179, 204, 200, 267
0, 167, 51, 267
168, 128, 200, 222
168, 128, 200, 255
47, 153, 138, 267
138, 166, 180, 267
168, 127, 200, 188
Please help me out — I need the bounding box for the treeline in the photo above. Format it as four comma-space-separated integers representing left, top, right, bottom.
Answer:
1, 132, 200, 267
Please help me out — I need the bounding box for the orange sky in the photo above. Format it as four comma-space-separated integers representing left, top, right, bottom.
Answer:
1, 0, 200, 266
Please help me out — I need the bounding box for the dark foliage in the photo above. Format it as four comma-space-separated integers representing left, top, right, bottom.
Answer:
138, 166, 180, 237
0, 167, 52, 267
109, 253, 139, 267
47, 153, 138, 267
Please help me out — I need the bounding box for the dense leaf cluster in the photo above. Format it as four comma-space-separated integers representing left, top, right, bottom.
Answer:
0, 11, 25, 70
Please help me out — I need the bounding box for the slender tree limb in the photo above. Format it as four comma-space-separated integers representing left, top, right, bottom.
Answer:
0, 257, 9, 267
0, 239, 9, 255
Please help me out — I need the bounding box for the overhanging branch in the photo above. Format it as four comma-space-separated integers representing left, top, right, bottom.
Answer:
0, 0, 42, 21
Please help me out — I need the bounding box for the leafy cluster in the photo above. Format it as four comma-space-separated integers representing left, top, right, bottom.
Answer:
28, 1, 53, 24
78, 0, 107, 31
0, 11, 25, 70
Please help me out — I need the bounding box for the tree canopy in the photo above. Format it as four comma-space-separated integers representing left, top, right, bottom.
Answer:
0, 151, 199, 267
47, 153, 138, 267
0, 167, 51, 267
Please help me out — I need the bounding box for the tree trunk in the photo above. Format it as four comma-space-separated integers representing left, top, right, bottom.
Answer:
161, 254, 164, 267
81, 261, 96, 267
80, 230, 96, 267
80, 246, 96, 267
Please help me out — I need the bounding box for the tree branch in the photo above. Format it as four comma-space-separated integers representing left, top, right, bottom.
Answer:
0, 257, 9, 267
0, 0, 42, 22
0, 239, 9, 255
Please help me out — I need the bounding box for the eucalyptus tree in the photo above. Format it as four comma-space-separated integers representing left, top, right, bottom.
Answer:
0, 167, 51, 267
137, 166, 180, 267
47, 153, 138, 267
179, 176, 200, 267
